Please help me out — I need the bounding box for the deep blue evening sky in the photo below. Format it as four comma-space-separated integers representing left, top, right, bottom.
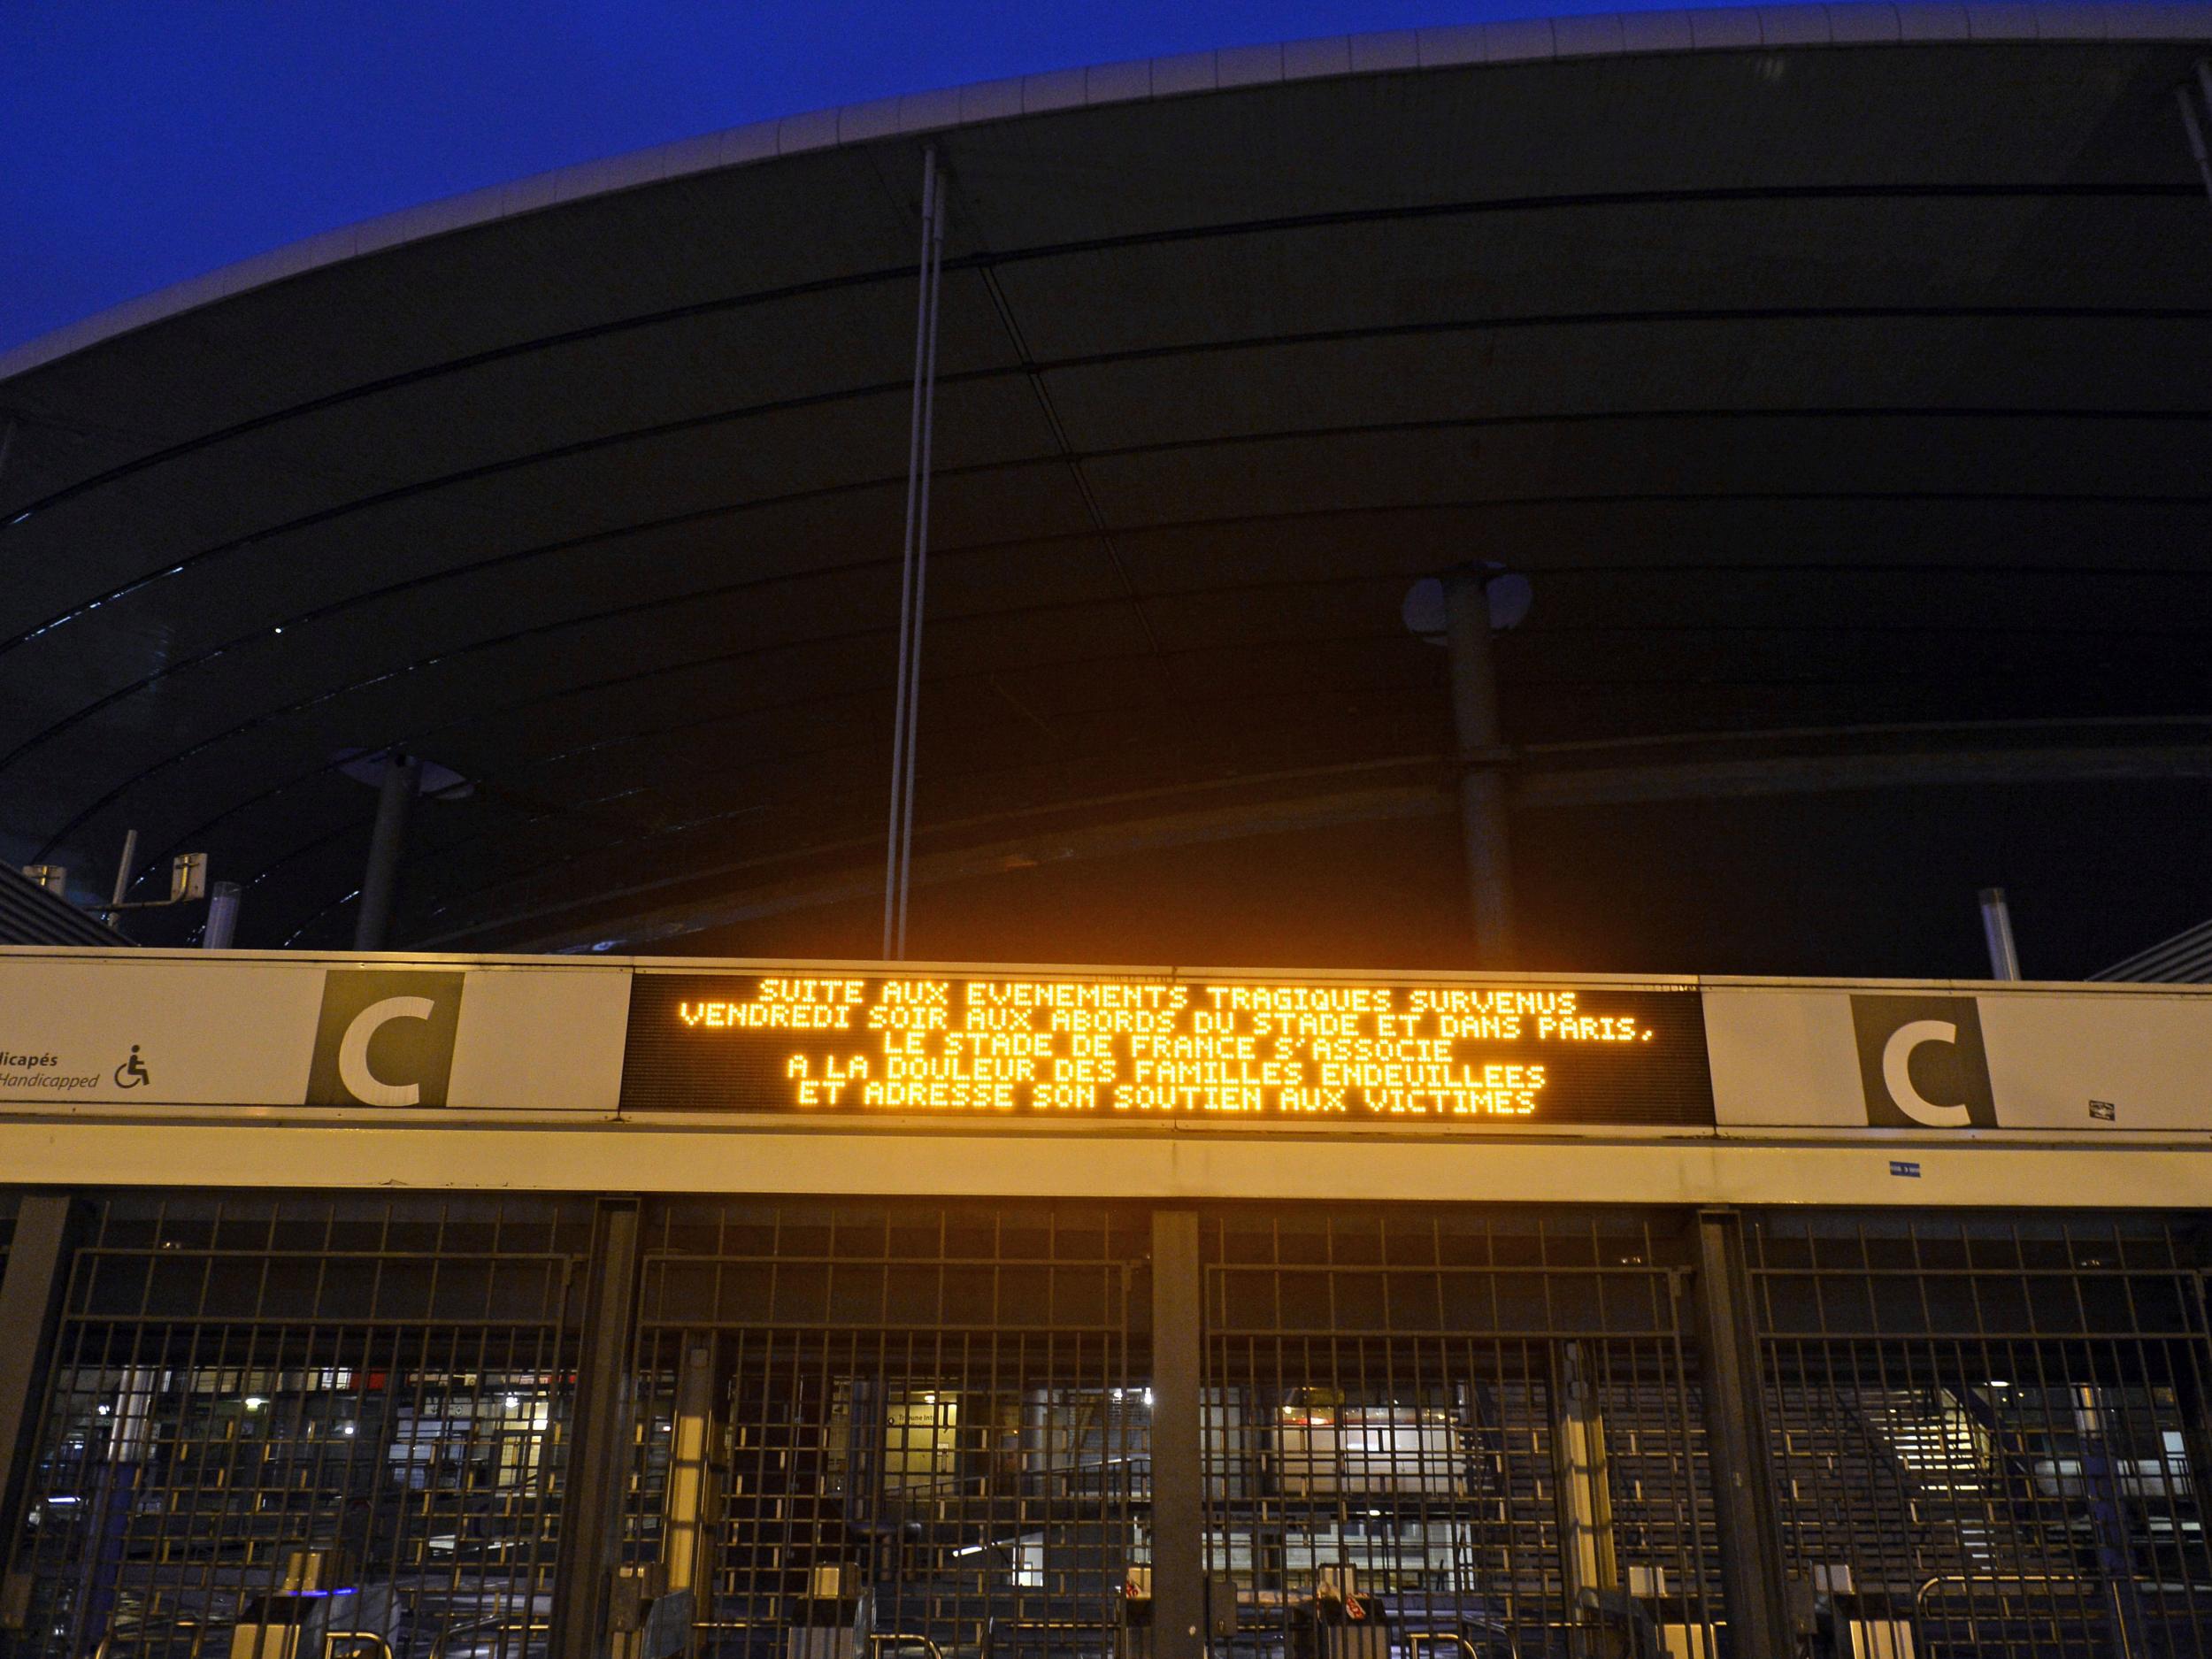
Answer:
2, 0, 1689, 354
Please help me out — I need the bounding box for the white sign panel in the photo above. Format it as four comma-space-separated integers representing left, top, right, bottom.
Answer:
0, 956, 627, 1114
0, 959, 323, 1105
1704, 986, 2212, 1133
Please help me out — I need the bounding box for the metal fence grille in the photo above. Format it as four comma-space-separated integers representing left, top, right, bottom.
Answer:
1751, 1210, 2212, 1658
0, 1195, 593, 1659
1200, 1210, 1720, 1659
4, 1192, 2212, 1659
623, 1203, 1154, 1659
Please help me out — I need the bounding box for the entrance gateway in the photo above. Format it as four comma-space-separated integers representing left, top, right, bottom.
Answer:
2, 950, 2210, 1659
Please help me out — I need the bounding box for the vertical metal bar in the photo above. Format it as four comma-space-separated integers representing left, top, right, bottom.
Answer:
1688, 1208, 1793, 1658
353, 751, 420, 951
663, 1341, 718, 1595
0, 1194, 84, 1614
551, 1199, 644, 1659
2075, 1380, 2147, 1655
1978, 887, 2022, 979
1441, 566, 1513, 965
106, 829, 139, 910
202, 880, 242, 949
885, 145, 945, 960
1550, 1340, 1618, 1636
1150, 1210, 1203, 1659
894, 151, 948, 963
2180, 69, 2212, 203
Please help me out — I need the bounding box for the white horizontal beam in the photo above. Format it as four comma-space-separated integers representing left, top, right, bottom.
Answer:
4, 1118, 2210, 1207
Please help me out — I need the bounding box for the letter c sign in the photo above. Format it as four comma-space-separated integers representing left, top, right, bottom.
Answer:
1850, 995, 1997, 1130
1879, 1020, 1970, 1127
337, 996, 438, 1105
307, 971, 464, 1108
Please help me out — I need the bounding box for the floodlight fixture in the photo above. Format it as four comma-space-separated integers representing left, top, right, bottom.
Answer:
1402, 565, 1532, 644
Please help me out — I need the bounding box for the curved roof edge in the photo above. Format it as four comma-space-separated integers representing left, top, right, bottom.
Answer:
6, 0, 2211, 385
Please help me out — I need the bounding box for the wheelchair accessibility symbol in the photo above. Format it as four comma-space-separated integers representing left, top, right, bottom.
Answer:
113, 1045, 150, 1090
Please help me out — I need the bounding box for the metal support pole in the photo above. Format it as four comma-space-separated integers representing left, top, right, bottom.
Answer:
884, 145, 947, 960
661, 1342, 718, 1595
1978, 887, 2021, 979
74, 1364, 152, 1657
105, 830, 137, 911
353, 752, 419, 951
550, 1199, 643, 1659
202, 881, 242, 949
2171, 1344, 2212, 1643
0, 1196, 86, 1629
1689, 1209, 1796, 1656
1149, 1210, 1204, 1659
2070, 1385, 2148, 1658
1551, 1340, 1619, 1649
1443, 566, 1514, 965
2181, 63, 2212, 203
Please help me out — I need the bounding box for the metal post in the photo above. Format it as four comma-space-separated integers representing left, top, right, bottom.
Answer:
1149, 1210, 1204, 1659
105, 830, 137, 911
1688, 1209, 1795, 1656
0, 1196, 85, 1628
1443, 566, 1514, 966
203, 881, 242, 949
75, 1365, 154, 1657
1550, 1341, 1619, 1649
2172, 1340, 2212, 1644
884, 145, 947, 960
352, 752, 419, 951
1978, 887, 2021, 979
661, 1343, 718, 1595
2070, 1385, 2147, 1658
550, 1199, 643, 1659
2180, 64, 2212, 204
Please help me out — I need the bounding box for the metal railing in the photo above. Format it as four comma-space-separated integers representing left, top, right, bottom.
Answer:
430, 1618, 552, 1659
91, 1625, 208, 1659
1400, 1632, 1486, 1659
982, 1617, 1125, 1659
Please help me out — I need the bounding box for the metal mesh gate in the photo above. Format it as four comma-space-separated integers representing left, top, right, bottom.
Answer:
4, 1194, 2212, 1659
1200, 1210, 1720, 1659
0, 1195, 591, 1659
621, 1203, 1153, 1659
1752, 1211, 2212, 1657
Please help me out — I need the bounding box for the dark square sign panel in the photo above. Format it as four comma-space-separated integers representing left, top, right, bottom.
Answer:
620, 971, 1714, 1128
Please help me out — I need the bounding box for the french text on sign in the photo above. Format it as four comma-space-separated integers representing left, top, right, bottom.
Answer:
623, 972, 1715, 1127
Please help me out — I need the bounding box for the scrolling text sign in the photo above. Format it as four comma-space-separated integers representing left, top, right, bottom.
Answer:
619, 972, 1714, 1126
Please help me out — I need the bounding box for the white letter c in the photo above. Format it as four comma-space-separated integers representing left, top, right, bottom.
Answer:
338, 995, 436, 1106
1881, 1019, 1970, 1126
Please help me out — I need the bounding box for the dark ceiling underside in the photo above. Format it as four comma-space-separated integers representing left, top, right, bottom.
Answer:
4, 32, 2211, 975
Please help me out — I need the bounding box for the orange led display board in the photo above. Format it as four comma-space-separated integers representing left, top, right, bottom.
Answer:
618, 971, 1714, 1125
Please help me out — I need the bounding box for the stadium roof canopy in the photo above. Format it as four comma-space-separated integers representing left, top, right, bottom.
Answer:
4, 3, 2212, 973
